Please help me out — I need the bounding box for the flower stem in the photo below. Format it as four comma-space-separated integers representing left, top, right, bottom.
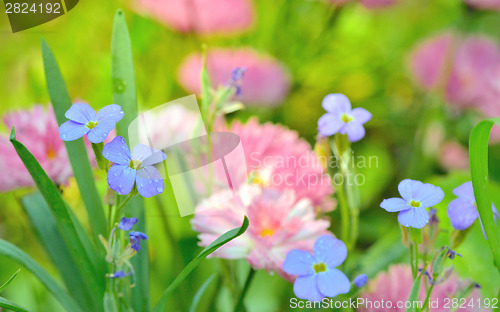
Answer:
114, 193, 134, 224
233, 268, 256, 312
421, 283, 435, 312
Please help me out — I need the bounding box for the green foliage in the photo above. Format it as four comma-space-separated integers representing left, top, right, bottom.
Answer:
0, 296, 33, 312
0, 269, 20, 293
41, 38, 107, 241
469, 118, 500, 273
153, 217, 249, 312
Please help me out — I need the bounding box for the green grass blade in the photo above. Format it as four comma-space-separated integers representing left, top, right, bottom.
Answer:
189, 274, 216, 312
0, 239, 83, 312
41, 38, 106, 240
9, 128, 105, 307
405, 274, 422, 312
469, 117, 500, 273
111, 9, 149, 311
153, 217, 249, 312
0, 269, 20, 293
21, 192, 98, 311
0, 296, 33, 312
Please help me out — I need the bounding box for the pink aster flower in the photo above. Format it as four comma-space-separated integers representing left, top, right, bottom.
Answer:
220, 118, 335, 212
191, 185, 331, 279
133, 0, 253, 35
409, 33, 456, 91
178, 48, 291, 106
439, 141, 469, 171
0, 105, 103, 192
359, 265, 489, 312
465, 0, 500, 11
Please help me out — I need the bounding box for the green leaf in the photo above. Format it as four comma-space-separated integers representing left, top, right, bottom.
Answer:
189, 274, 217, 312
0, 239, 83, 312
0, 296, 33, 312
9, 129, 105, 308
405, 274, 422, 312
469, 118, 500, 273
104, 292, 118, 312
41, 38, 107, 241
153, 217, 249, 312
111, 9, 149, 312
21, 192, 99, 311
0, 269, 20, 293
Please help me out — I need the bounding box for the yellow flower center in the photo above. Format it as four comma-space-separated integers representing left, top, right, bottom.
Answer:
341, 113, 353, 123
409, 200, 421, 208
313, 262, 327, 274
47, 147, 56, 159
86, 121, 99, 129
260, 229, 274, 237
129, 159, 141, 170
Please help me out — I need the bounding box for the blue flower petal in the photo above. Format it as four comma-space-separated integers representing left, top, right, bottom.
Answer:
102, 136, 132, 165
380, 197, 410, 212
322, 94, 351, 115
344, 122, 366, 142
59, 120, 89, 141
132, 144, 167, 166
318, 113, 343, 136
447, 198, 478, 230
129, 231, 148, 252
313, 235, 346, 268
96, 104, 124, 124
398, 207, 429, 229
453, 181, 475, 204
65, 103, 96, 124
107, 164, 136, 195
415, 183, 444, 208
87, 124, 113, 143
136, 166, 164, 198
282, 249, 315, 276
353, 274, 368, 288
293, 275, 323, 302
351, 107, 372, 124
118, 217, 138, 231
317, 268, 350, 297
398, 179, 419, 202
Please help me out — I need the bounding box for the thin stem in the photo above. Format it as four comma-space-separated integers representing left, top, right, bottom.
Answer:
337, 182, 350, 247
233, 268, 256, 312
113, 194, 134, 224
421, 283, 435, 312
409, 242, 416, 279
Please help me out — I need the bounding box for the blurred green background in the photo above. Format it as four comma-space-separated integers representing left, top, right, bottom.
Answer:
1, 0, 500, 311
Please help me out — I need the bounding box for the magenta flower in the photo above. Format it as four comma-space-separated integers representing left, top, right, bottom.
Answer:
134, 0, 254, 36
359, 265, 486, 312
102, 136, 166, 198
447, 181, 498, 230
0, 105, 96, 191
380, 179, 444, 229
318, 93, 372, 142
283, 235, 350, 302
59, 103, 124, 143
221, 118, 335, 212
465, 0, 500, 11
178, 48, 291, 106
191, 185, 330, 278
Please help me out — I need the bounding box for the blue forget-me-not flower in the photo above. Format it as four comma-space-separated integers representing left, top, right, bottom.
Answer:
102, 136, 166, 198
380, 179, 445, 229
318, 94, 372, 142
282, 235, 350, 302
58, 103, 124, 143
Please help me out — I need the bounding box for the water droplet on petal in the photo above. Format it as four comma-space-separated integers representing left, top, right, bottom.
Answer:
156, 187, 163, 192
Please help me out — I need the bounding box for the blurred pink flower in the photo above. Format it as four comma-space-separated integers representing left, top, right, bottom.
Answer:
0, 105, 104, 192
191, 185, 330, 278
178, 48, 291, 106
409, 33, 500, 135
360, 0, 397, 9
359, 265, 488, 312
465, 0, 500, 11
0, 105, 72, 191
225, 118, 336, 212
439, 141, 469, 171
409, 33, 455, 90
134, 0, 254, 35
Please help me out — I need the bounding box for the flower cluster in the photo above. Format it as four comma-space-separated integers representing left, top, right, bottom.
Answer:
100, 217, 148, 282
